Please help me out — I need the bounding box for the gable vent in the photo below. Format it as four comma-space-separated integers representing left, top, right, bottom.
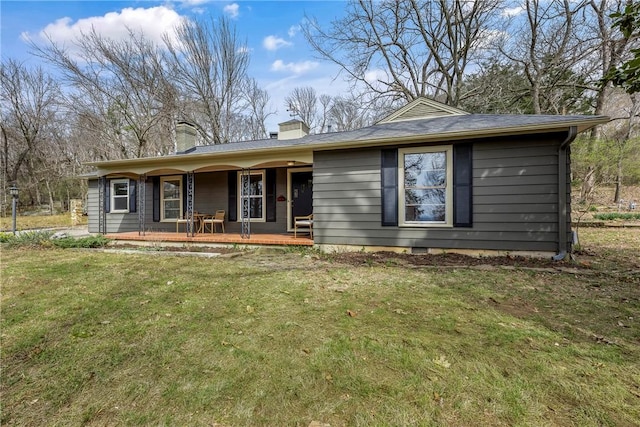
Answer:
377, 97, 469, 124
397, 103, 448, 120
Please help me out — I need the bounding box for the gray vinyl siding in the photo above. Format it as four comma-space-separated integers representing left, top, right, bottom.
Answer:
87, 178, 138, 233
88, 169, 289, 234
313, 136, 568, 252
87, 179, 99, 233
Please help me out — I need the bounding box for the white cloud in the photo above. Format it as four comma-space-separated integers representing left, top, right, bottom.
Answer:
179, 0, 212, 5
223, 3, 240, 19
23, 6, 184, 47
263, 35, 293, 51
502, 6, 524, 17
288, 25, 301, 38
474, 29, 507, 49
364, 69, 388, 84
271, 59, 319, 74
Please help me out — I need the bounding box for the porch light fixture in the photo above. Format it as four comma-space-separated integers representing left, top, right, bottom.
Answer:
287, 161, 296, 166
9, 183, 19, 235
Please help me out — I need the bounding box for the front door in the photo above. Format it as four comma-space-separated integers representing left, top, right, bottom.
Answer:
289, 170, 313, 229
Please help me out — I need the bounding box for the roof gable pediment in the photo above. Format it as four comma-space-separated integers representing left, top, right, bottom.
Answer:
377, 97, 469, 124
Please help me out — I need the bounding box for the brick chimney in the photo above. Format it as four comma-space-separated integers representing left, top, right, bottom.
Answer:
277, 120, 310, 140
175, 121, 197, 153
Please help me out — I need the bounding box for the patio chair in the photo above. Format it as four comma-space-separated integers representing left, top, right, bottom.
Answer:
176, 211, 198, 233
202, 210, 225, 233
294, 213, 313, 239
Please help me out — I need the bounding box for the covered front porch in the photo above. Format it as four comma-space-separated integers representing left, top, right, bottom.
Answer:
104, 231, 313, 246
88, 121, 316, 240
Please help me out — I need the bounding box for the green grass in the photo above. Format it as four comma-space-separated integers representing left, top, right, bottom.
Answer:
593, 212, 640, 221
0, 231, 109, 249
2, 230, 639, 426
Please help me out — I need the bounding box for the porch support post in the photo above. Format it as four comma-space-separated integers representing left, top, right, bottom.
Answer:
186, 171, 195, 237
138, 174, 146, 236
98, 176, 106, 234
241, 168, 251, 239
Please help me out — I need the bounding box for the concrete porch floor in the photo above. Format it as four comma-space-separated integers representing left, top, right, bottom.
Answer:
104, 231, 314, 247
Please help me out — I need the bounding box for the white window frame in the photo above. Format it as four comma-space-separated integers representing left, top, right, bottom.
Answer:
237, 170, 266, 222
160, 175, 183, 222
110, 178, 130, 213
398, 145, 453, 227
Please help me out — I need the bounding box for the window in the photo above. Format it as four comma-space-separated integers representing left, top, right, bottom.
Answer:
238, 171, 265, 221
161, 176, 182, 220
399, 146, 453, 226
110, 179, 129, 213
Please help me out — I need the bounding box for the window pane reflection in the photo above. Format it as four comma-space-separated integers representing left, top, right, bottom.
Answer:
404, 151, 447, 223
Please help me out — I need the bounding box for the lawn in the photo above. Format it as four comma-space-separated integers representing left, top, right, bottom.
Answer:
0, 213, 86, 231
1, 229, 639, 426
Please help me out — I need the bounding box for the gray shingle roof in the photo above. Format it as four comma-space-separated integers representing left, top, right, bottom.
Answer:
86, 112, 609, 170
183, 113, 607, 156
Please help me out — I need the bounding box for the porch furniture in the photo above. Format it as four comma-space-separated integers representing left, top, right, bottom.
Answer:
202, 210, 226, 233
294, 214, 313, 239
192, 213, 211, 233
176, 211, 199, 233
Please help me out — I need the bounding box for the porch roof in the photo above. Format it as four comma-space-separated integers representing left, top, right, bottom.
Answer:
86, 113, 609, 176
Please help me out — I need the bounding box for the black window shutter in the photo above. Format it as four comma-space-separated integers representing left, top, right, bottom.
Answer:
129, 179, 137, 213
381, 149, 398, 226
152, 177, 160, 222
104, 179, 111, 213
228, 171, 237, 221
266, 169, 277, 222
453, 143, 473, 227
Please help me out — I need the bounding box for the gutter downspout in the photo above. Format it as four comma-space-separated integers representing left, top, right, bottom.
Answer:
553, 126, 577, 261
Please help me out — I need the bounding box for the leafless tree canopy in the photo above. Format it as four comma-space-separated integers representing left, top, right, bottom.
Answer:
1, 60, 61, 183
303, 0, 502, 106
30, 28, 174, 159
285, 87, 319, 131
164, 16, 257, 144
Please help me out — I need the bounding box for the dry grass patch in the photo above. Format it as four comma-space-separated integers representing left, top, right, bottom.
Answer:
2, 234, 639, 426
0, 213, 86, 231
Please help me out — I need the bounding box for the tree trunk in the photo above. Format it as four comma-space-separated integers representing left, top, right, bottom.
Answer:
580, 166, 597, 203
45, 179, 55, 214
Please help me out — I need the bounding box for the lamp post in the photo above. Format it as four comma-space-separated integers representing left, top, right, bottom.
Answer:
9, 184, 19, 234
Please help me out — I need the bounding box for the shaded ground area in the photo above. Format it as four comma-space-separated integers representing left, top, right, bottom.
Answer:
330, 251, 570, 269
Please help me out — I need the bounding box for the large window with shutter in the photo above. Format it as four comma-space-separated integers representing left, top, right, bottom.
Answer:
110, 179, 130, 213
398, 146, 453, 226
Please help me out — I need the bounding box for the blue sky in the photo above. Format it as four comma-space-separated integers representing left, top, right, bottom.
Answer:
0, 0, 350, 131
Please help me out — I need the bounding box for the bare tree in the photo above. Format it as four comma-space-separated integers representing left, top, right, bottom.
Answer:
242, 79, 274, 140
496, 0, 592, 114
329, 96, 369, 131
317, 94, 333, 133
31, 28, 174, 159
285, 86, 319, 131
577, 0, 638, 201
0, 59, 60, 191
303, 0, 502, 106
165, 16, 251, 144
